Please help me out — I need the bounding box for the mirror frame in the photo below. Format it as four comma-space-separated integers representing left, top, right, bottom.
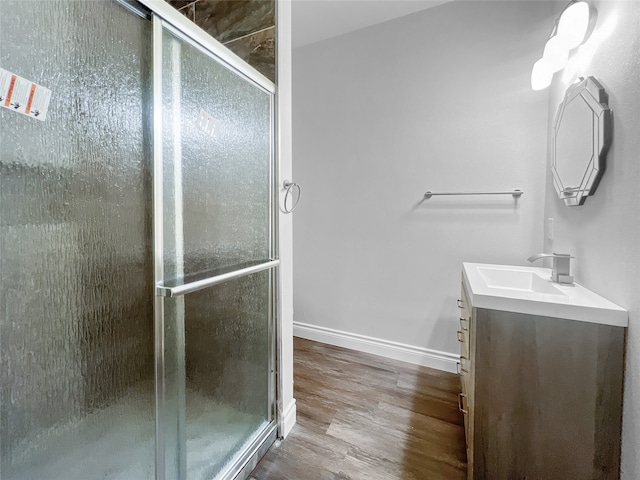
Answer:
551, 76, 611, 206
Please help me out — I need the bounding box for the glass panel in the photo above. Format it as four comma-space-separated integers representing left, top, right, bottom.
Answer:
163, 270, 273, 480
157, 21, 276, 480
0, 2, 154, 479
161, 27, 272, 285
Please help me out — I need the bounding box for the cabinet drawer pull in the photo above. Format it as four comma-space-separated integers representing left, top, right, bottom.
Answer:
458, 361, 470, 374
457, 299, 463, 309
460, 358, 470, 373
457, 330, 464, 342
458, 393, 468, 414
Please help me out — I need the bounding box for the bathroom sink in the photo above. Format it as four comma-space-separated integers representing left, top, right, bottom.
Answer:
476, 266, 565, 296
463, 263, 627, 326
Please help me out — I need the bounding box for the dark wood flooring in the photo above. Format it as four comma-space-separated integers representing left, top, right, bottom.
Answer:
250, 337, 467, 480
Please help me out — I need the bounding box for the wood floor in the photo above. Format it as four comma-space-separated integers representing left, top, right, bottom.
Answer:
249, 337, 467, 480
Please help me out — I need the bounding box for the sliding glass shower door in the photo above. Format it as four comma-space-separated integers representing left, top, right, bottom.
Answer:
1, 2, 278, 480
152, 14, 278, 480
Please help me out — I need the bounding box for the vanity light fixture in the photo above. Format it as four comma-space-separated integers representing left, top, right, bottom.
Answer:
531, 59, 553, 91
557, 1, 592, 49
542, 36, 570, 72
531, 1, 595, 91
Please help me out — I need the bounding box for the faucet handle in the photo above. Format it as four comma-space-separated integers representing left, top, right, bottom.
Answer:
556, 273, 574, 284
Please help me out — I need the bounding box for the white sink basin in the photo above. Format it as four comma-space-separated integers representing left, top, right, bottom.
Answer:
476, 266, 565, 296
463, 263, 627, 327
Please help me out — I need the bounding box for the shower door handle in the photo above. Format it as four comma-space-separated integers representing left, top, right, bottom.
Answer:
156, 259, 279, 297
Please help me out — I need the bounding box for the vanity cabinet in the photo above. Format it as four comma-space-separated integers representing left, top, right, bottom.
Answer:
457, 277, 626, 480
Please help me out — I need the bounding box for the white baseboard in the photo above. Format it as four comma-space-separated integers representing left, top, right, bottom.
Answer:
279, 399, 296, 439
293, 322, 459, 373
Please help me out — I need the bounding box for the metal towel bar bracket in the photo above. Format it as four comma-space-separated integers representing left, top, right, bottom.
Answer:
424, 189, 523, 199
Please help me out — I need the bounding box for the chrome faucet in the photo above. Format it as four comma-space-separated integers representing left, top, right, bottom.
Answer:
527, 253, 574, 284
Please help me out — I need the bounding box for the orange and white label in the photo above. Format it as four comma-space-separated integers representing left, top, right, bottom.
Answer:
3, 73, 16, 107
1, 68, 51, 121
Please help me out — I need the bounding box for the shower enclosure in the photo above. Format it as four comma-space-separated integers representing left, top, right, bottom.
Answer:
0, 1, 279, 479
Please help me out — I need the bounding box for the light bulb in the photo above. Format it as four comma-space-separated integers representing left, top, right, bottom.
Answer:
557, 1, 591, 49
543, 35, 570, 72
531, 58, 553, 91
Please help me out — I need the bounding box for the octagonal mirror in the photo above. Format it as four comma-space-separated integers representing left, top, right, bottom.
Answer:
551, 76, 611, 206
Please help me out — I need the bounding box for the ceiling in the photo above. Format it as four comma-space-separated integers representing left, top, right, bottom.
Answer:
292, 0, 452, 49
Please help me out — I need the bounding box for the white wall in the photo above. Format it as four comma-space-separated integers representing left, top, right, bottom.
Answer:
292, 1, 554, 369
276, 0, 295, 438
543, 1, 640, 477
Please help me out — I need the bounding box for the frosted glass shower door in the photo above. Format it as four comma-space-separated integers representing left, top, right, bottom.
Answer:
153, 17, 278, 480
1, 2, 155, 479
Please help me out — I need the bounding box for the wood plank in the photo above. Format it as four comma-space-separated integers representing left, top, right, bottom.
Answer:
250, 337, 467, 479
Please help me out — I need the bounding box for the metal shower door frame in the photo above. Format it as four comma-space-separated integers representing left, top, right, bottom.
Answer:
134, 1, 280, 479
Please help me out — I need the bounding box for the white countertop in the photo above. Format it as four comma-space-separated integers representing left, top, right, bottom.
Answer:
462, 262, 628, 327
